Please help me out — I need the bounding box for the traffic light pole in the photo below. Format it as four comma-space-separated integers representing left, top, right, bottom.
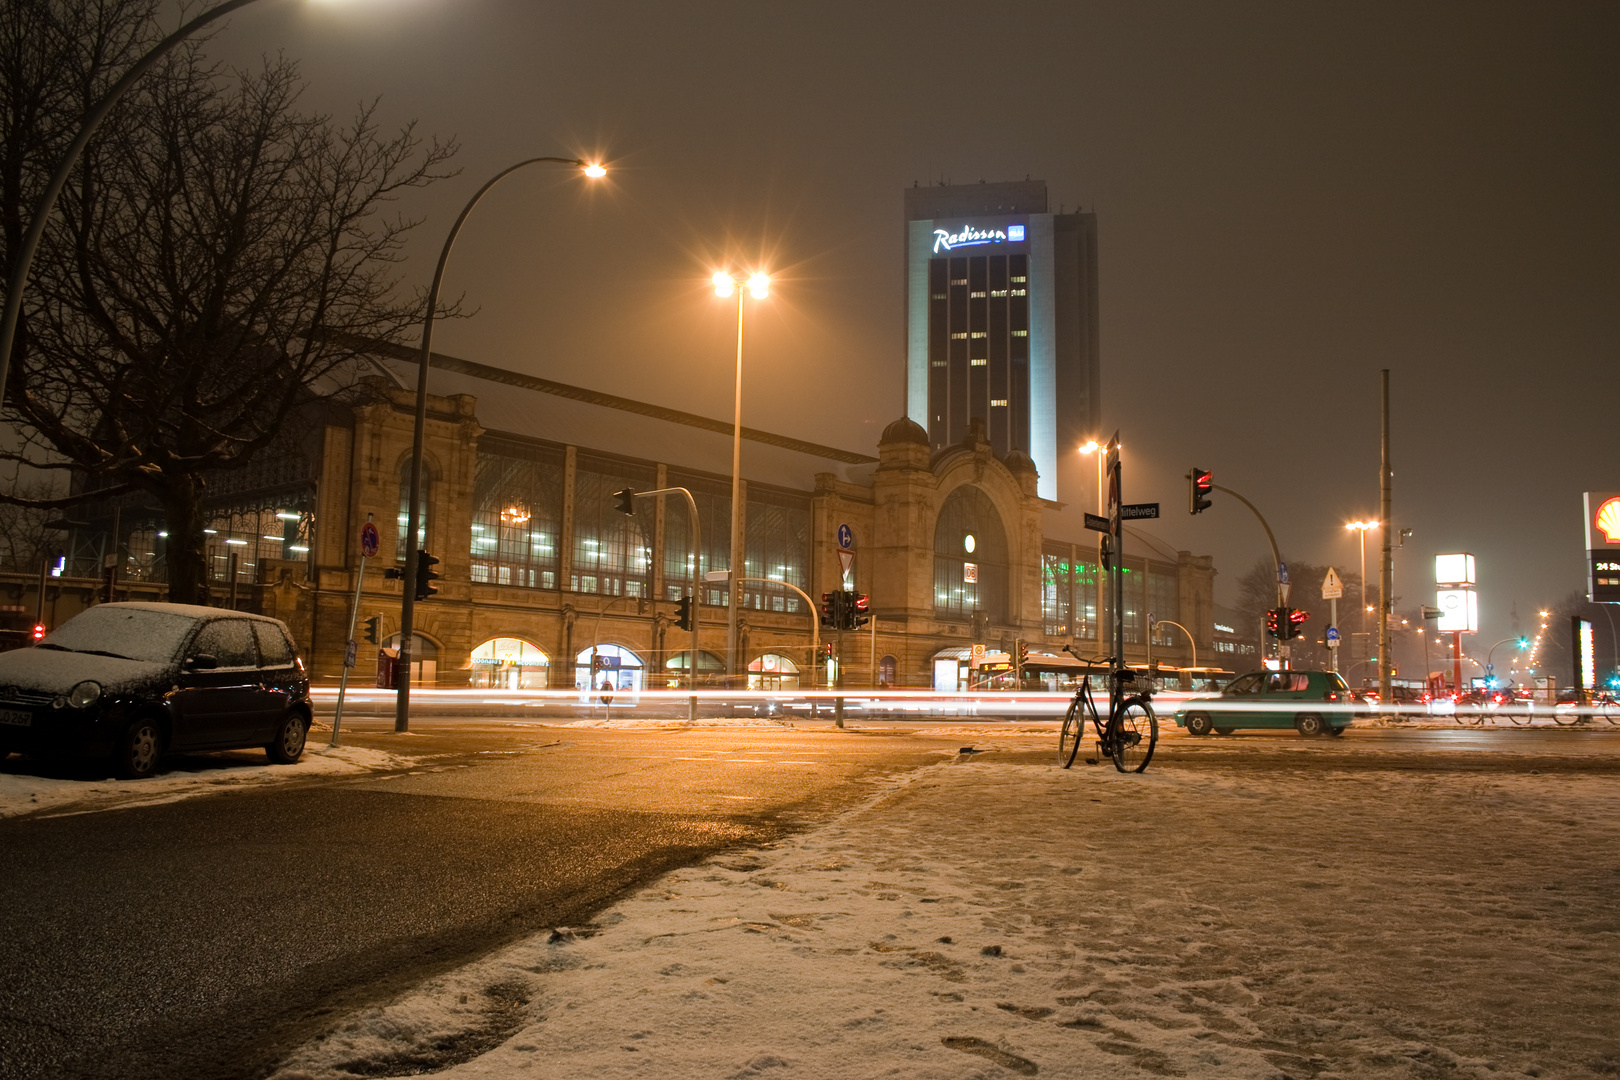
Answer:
1208, 483, 1286, 661
631, 486, 702, 721
330, 514, 372, 748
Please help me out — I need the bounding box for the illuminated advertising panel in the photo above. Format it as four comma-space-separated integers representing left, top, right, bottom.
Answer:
1434, 553, 1476, 586
1435, 589, 1478, 633
1573, 617, 1596, 694
1584, 492, 1620, 603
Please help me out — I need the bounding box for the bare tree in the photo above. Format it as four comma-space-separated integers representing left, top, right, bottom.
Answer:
0, 4, 455, 602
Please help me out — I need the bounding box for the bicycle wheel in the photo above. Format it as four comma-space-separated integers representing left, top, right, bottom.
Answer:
1110, 697, 1158, 774
1060, 693, 1091, 769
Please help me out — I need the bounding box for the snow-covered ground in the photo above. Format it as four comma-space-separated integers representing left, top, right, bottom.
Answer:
0, 742, 418, 819
268, 732, 1620, 1080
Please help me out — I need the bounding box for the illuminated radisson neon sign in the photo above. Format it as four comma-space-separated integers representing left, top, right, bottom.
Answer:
933, 223, 1025, 252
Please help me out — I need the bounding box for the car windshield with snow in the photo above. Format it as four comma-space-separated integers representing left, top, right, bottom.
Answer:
0, 602, 313, 779
1172, 669, 1353, 737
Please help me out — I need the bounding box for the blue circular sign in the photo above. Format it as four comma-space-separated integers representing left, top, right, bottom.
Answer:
360, 521, 380, 559
837, 523, 854, 550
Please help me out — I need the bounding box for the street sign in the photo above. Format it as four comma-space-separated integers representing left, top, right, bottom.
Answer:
1277, 562, 1289, 585
1120, 503, 1159, 520
837, 523, 855, 550
344, 638, 358, 668
359, 521, 380, 559
971, 643, 986, 659
838, 549, 855, 579
1083, 513, 1110, 533
1326, 627, 1340, 648
1322, 567, 1343, 600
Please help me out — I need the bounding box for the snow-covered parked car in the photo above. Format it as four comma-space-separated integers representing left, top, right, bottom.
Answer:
0, 603, 312, 779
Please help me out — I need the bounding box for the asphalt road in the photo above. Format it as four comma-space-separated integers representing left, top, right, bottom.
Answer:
3, 717, 1617, 1080
0, 721, 951, 1080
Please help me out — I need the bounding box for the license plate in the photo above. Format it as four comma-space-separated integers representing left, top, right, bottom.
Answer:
0, 707, 31, 727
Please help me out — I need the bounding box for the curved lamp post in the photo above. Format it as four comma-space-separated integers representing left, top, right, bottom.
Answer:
395, 156, 605, 732
0, 0, 279, 401
712, 269, 770, 683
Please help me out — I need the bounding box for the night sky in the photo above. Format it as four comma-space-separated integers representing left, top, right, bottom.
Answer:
213, 0, 1618, 646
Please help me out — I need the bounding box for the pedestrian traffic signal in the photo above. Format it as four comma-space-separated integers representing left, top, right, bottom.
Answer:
415, 550, 440, 600
849, 592, 870, 630
362, 615, 380, 644
676, 594, 695, 632
1189, 468, 1213, 515
31, 623, 45, 641
1265, 608, 1282, 639
612, 488, 636, 515
1286, 608, 1309, 640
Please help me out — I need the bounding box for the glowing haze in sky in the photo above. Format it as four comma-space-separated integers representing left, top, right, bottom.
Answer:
208, 0, 1619, 645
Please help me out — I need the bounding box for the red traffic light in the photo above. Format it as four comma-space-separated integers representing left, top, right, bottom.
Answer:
1189, 468, 1213, 515
1265, 608, 1282, 639
31, 623, 45, 641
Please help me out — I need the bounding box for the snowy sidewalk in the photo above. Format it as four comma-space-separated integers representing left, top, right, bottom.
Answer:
272, 736, 1620, 1079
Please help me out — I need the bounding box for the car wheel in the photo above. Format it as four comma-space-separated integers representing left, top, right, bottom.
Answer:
115, 717, 163, 779
1294, 713, 1325, 737
266, 710, 309, 765
1184, 712, 1214, 736
1214, 727, 1234, 736
1326, 725, 1347, 737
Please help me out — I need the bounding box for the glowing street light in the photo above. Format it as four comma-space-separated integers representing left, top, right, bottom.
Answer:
713, 267, 772, 680
1345, 520, 1379, 671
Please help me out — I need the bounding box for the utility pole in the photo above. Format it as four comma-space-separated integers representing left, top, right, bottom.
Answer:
1379, 369, 1393, 708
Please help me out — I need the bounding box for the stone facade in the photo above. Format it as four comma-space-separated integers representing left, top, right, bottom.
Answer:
1, 367, 1217, 690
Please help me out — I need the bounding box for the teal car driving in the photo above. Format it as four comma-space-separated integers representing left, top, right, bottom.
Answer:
1174, 670, 1353, 736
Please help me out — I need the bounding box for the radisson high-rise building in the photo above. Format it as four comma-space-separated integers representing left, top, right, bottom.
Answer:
904, 179, 1099, 502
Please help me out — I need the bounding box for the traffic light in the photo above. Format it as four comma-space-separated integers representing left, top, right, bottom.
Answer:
31, 623, 45, 642
676, 594, 694, 632
1016, 639, 1029, 666
849, 592, 870, 630
414, 550, 440, 600
1517, 637, 1530, 650
362, 615, 380, 644
1286, 608, 1309, 640
612, 488, 636, 516
820, 591, 837, 629
1189, 468, 1213, 515
1265, 608, 1282, 639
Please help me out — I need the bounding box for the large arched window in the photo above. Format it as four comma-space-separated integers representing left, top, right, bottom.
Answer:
397, 462, 432, 559
471, 637, 550, 690
933, 486, 1008, 622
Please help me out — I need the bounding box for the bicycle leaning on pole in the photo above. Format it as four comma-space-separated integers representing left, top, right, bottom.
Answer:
1057, 645, 1159, 773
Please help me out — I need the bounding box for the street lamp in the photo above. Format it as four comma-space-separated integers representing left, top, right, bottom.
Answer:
1345, 520, 1379, 677
713, 268, 770, 682
394, 155, 606, 733
0, 0, 282, 406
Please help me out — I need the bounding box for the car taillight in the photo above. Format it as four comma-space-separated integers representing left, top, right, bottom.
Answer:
1325, 691, 1339, 701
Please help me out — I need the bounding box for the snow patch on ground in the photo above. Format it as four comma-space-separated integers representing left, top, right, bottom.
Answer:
269, 748, 1620, 1079
0, 743, 416, 819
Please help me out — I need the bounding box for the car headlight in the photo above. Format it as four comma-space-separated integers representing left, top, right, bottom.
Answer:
68, 680, 103, 709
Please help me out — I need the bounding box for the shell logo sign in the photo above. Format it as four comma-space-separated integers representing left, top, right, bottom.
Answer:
1596, 497, 1620, 545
